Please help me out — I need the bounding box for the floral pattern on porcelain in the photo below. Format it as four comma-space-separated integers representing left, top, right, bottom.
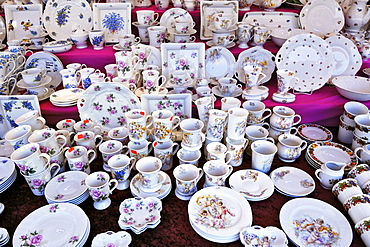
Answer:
26, 178, 47, 194
332, 179, 358, 196
154, 121, 172, 140
102, 12, 125, 34
90, 189, 108, 202
343, 195, 370, 211
356, 219, 370, 235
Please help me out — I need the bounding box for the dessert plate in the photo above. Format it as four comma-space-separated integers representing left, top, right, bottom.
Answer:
270, 166, 315, 197
297, 123, 333, 143
275, 33, 334, 93
229, 169, 274, 201
50, 88, 85, 103
299, 0, 344, 37
205, 46, 236, 84
306, 141, 358, 171
280, 198, 352, 247
325, 35, 362, 77
130, 171, 172, 199
236, 46, 275, 85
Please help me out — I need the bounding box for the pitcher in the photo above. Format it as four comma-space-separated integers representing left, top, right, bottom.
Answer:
315, 161, 346, 189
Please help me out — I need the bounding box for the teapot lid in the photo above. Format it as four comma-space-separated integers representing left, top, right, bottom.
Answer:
72, 25, 87, 35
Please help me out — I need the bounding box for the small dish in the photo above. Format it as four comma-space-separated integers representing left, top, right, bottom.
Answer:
297, 123, 333, 143
242, 86, 269, 101
132, 21, 159, 28
134, 87, 168, 98
212, 86, 242, 98
206, 40, 236, 49
91, 231, 132, 247
240, 225, 288, 247
28, 45, 43, 51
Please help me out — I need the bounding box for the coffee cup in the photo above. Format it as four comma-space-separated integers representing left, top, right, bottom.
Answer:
135, 156, 164, 192
65, 146, 96, 174
22, 163, 60, 196
107, 154, 136, 190
5, 125, 32, 150
173, 164, 203, 200
203, 160, 233, 187
277, 134, 307, 162
251, 140, 277, 173
15, 110, 45, 131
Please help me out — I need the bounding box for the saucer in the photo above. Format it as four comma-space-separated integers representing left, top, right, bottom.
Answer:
208, 24, 238, 33
165, 78, 194, 88
28, 45, 43, 51
212, 86, 243, 98
132, 21, 159, 28
272, 92, 296, 103
168, 29, 197, 36
130, 171, 172, 200
113, 44, 127, 51
168, 89, 193, 94
17, 75, 52, 89
206, 40, 236, 49
25, 33, 48, 39
135, 87, 168, 97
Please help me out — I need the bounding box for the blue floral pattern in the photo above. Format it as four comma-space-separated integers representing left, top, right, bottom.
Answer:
56, 5, 72, 27
102, 12, 125, 34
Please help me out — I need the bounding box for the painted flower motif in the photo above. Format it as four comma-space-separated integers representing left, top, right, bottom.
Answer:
90, 189, 108, 201
102, 12, 125, 34
106, 243, 117, 247
100, 117, 110, 126
91, 35, 104, 46
56, 5, 72, 27
68, 236, 79, 244
19, 232, 43, 247
49, 204, 59, 213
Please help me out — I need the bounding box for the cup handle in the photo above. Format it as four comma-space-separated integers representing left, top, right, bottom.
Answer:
95, 135, 103, 148
121, 145, 129, 155
36, 116, 46, 127
200, 132, 206, 143
290, 127, 298, 135
4, 61, 16, 80
40, 153, 51, 166
87, 149, 97, 163
190, 36, 196, 42
261, 122, 270, 130
108, 179, 118, 194
300, 140, 307, 150
292, 115, 302, 126
129, 157, 136, 170
226, 165, 233, 178
266, 137, 275, 144
50, 163, 61, 177
134, 37, 141, 44
172, 142, 180, 154
56, 135, 67, 150
354, 147, 363, 161
146, 115, 153, 129
68, 132, 76, 146
261, 109, 272, 122
229, 35, 235, 43
158, 75, 166, 87
225, 151, 233, 165
153, 12, 159, 22
243, 139, 250, 149
314, 169, 322, 181
196, 168, 204, 183
7, 77, 17, 95
171, 116, 181, 130
147, 142, 153, 154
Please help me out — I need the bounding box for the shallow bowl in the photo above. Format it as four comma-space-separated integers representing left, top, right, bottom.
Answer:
271, 28, 307, 47
331, 76, 370, 101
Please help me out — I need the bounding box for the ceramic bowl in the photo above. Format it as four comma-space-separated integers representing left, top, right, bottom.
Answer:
242, 86, 269, 101
331, 76, 370, 101
271, 28, 307, 47
91, 231, 132, 247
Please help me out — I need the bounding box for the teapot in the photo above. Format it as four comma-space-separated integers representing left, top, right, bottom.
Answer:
70, 25, 89, 49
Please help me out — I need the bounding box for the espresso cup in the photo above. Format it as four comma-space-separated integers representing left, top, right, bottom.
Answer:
125, 109, 153, 142
15, 110, 46, 131
218, 77, 241, 97
118, 34, 141, 50
136, 10, 159, 25
213, 13, 235, 30
343, 101, 369, 125
21, 68, 46, 86
28, 128, 67, 156
270, 106, 301, 130
22, 163, 60, 196
277, 134, 307, 163
243, 100, 272, 125
177, 148, 201, 166
107, 154, 136, 190
5, 125, 32, 150
212, 32, 235, 47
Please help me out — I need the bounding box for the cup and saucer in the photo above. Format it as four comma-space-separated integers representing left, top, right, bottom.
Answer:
212, 86, 243, 98
134, 87, 168, 97
166, 77, 194, 88
132, 21, 159, 28
113, 44, 125, 51
130, 171, 172, 199
208, 24, 238, 33
168, 28, 197, 36
206, 40, 236, 49
17, 75, 52, 89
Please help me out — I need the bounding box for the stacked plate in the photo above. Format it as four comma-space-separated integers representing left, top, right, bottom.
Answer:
188, 186, 253, 243
44, 171, 89, 205
270, 166, 315, 197
0, 158, 17, 193
0, 228, 9, 247
297, 123, 333, 143
13, 203, 90, 247
229, 169, 274, 201
50, 88, 85, 107
118, 197, 162, 234
305, 141, 358, 172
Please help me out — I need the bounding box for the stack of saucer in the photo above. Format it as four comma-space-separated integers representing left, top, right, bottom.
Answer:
0, 228, 9, 247
0, 158, 17, 193
118, 197, 162, 234
44, 171, 89, 205
50, 88, 85, 107
17, 75, 53, 101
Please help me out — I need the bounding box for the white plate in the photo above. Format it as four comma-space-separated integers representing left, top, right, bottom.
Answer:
43, 0, 93, 41
270, 166, 315, 197
92, 231, 132, 247
77, 82, 141, 131
297, 123, 333, 143
275, 33, 334, 93
200, 1, 238, 40
13, 203, 89, 247
0, 158, 15, 186
141, 93, 192, 120
50, 88, 85, 103
44, 171, 88, 203
43, 44, 73, 53
236, 46, 275, 85
188, 186, 252, 239
0, 95, 40, 139
229, 169, 274, 201
130, 171, 171, 199
212, 86, 242, 98
206, 40, 236, 49
279, 198, 353, 247
4, 4, 43, 41
159, 8, 193, 42
299, 0, 344, 37
205, 46, 236, 84
306, 141, 358, 171
240, 226, 288, 247
241, 11, 300, 29
161, 43, 205, 82
92, 3, 131, 43
25, 51, 64, 89
325, 35, 362, 77
0, 16, 6, 42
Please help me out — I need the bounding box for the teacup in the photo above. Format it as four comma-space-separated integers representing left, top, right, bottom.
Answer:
85, 171, 118, 210
212, 13, 235, 30
28, 128, 67, 156
221, 97, 241, 112
88, 30, 105, 50
56, 119, 76, 132
142, 69, 166, 94
245, 125, 274, 156
243, 65, 267, 88
5, 124, 32, 150
107, 154, 136, 190
173, 34, 196, 43
136, 10, 159, 25
104, 64, 118, 80
22, 163, 60, 196
355, 217, 370, 246
355, 144, 370, 165
128, 140, 153, 162
212, 32, 235, 47
253, 26, 271, 47
343, 101, 369, 125
338, 115, 355, 144
194, 96, 214, 127
174, 20, 195, 34
99, 140, 128, 172
60, 68, 78, 89
347, 164, 370, 187
26, 87, 49, 98
352, 132, 370, 151
30, 36, 47, 48
10, 143, 50, 176
180, 118, 205, 149
135, 156, 164, 192
153, 140, 179, 171
242, 100, 272, 125
206, 142, 232, 164
65, 146, 96, 174
270, 106, 301, 130
74, 119, 101, 135
173, 164, 203, 200
268, 125, 298, 142
170, 70, 191, 86
251, 139, 277, 173
225, 137, 249, 167
332, 178, 363, 204
148, 26, 167, 48
203, 160, 233, 187
152, 109, 180, 142
125, 109, 153, 142
28, 25, 46, 37
218, 77, 241, 96
49, 145, 67, 173
108, 127, 129, 145
343, 194, 370, 224
21, 68, 46, 86
277, 134, 307, 163
354, 114, 370, 139
177, 148, 201, 166
15, 110, 45, 131
227, 107, 249, 140
118, 34, 141, 50
74, 130, 103, 151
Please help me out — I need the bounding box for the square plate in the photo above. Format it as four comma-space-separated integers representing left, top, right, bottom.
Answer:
140, 94, 192, 120
92, 3, 131, 43
5, 4, 43, 41
0, 95, 40, 139
200, 1, 238, 40
161, 43, 205, 81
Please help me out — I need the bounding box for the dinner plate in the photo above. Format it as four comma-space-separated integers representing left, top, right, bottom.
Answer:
275, 33, 334, 93
160, 8, 193, 42
188, 186, 252, 241
0, 158, 15, 186
325, 35, 362, 77
299, 0, 344, 37
279, 197, 353, 247
25, 51, 64, 90
270, 166, 315, 197
43, 0, 93, 41
236, 46, 275, 85
306, 141, 358, 171
297, 123, 333, 143
205, 46, 236, 84
229, 169, 274, 201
